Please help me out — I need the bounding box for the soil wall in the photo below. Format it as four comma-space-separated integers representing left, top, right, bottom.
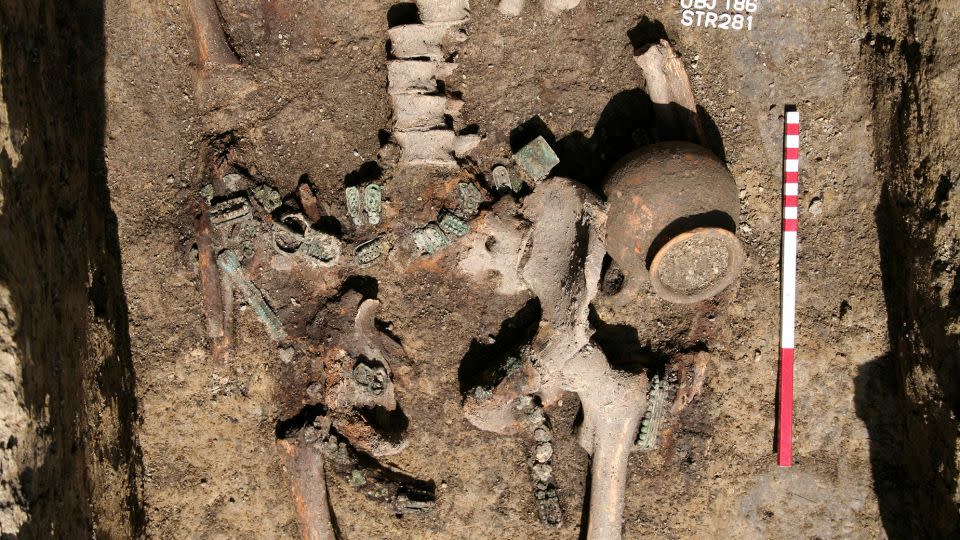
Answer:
857, 0, 960, 537
0, 1, 143, 537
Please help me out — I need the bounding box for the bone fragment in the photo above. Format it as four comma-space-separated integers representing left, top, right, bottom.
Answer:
543, 0, 582, 13
498, 0, 581, 16
195, 202, 230, 362
563, 345, 647, 540
387, 2, 478, 167
387, 61, 458, 95
390, 95, 455, 131
634, 39, 707, 146
520, 179, 607, 367
415, 0, 471, 23
320, 431, 436, 513
319, 295, 408, 457
187, 0, 240, 68
454, 134, 481, 157
394, 130, 459, 166
498, 0, 525, 16
277, 433, 337, 540
457, 199, 530, 296
462, 357, 541, 435
298, 183, 323, 223
460, 178, 645, 540
388, 23, 466, 60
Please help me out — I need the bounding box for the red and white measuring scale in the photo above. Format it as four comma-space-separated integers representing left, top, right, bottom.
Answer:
778, 109, 800, 467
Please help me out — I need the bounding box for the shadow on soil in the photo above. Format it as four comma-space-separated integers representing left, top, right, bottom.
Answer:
509, 18, 726, 195
0, 0, 144, 536
855, 189, 960, 539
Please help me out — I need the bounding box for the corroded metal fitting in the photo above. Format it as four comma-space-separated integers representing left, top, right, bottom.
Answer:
604, 141, 744, 304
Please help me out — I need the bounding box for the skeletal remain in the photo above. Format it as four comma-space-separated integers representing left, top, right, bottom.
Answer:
277, 421, 337, 540
298, 183, 323, 223
416, 0, 471, 22
498, 0, 582, 16
388, 22, 467, 60
187, 0, 240, 69
315, 293, 409, 457
459, 178, 648, 540
320, 430, 436, 514
391, 95, 464, 131
386, 0, 479, 168
278, 292, 427, 540
634, 39, 708, 146
195, 201, 231, 362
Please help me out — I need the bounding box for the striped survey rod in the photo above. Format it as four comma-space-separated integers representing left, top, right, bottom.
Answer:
778, 107, 800, 467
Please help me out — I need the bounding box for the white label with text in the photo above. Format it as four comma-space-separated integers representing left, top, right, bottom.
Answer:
680, 0, 758, 31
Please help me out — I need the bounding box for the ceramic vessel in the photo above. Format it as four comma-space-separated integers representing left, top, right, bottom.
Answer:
604, 141, 744, 304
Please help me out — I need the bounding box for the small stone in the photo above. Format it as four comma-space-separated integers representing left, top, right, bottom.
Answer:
199, 183, 215, 201
251, 184, 282, 212
364, 184, 383, 225
278, 347, 295, 364
809, 197, 823, 216
534, 442, 553, 463
439, 212, 470, 237
345, 186, 364, 226
306, 382, 324, 401
533, 427, 551, 442
514, 136, 559, 183
412, 224, 449, 254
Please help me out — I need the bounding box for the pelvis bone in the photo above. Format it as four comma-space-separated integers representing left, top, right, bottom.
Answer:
459, 178, 649, 540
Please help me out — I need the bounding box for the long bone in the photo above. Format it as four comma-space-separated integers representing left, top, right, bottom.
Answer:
634, 39, 706, 146
277, 422, 337, 540
187, 0, 240, 69
459, 178, 648, 540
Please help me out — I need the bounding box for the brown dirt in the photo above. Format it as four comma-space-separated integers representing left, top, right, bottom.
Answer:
1, 0, 958, 538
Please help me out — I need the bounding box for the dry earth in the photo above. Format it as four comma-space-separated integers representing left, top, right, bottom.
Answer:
0, 0, 957, 538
